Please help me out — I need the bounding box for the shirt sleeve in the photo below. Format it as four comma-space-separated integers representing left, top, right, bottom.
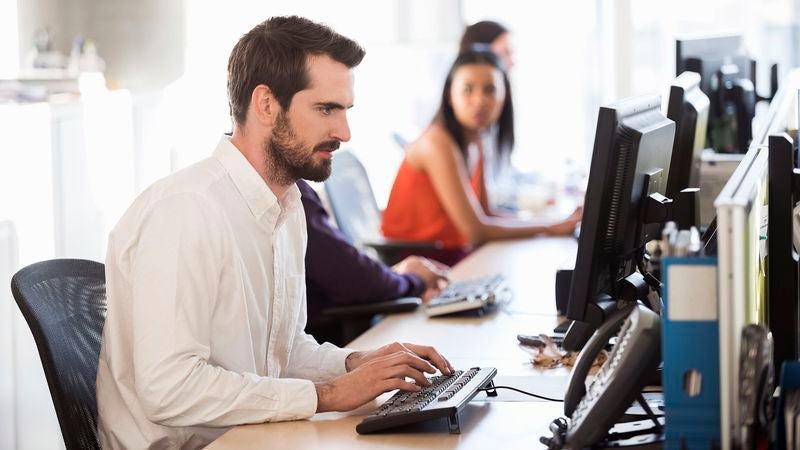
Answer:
283, 283, 353, 381
129, 193, 318, 427
299, 181, 426, 304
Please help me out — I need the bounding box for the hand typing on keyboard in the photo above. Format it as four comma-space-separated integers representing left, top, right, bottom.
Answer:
356, 366, 498, 434
314, 342, 454, 413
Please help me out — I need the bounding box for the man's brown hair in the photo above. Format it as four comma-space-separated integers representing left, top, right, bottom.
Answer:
227, 16, 365, 127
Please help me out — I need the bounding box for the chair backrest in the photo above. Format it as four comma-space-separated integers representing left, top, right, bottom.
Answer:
325, 150, 384, 245
10, 259, 106, 450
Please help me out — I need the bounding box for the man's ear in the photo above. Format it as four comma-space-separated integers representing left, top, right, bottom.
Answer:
250, 84, 278, 127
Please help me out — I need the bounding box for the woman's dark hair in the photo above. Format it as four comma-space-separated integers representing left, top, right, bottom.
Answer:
459, 20, 509, 54
227, 16, 365, 127
434, 49, 514, 163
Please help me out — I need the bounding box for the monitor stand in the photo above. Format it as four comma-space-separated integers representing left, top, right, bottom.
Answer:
553, 319, 571, 334
527, 270, 653, 351
561, 295, 620, 351
523, 292, 622, 351
563, 267, 658, 351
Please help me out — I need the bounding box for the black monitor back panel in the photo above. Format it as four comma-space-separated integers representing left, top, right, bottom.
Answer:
767, 133, 800, 367
566, 96, 675, 324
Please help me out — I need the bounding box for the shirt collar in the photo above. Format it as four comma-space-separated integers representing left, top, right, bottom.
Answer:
213, 136, 301, 220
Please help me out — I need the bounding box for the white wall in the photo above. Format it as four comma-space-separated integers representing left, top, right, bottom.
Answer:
0, 103, 63, 450
0, 222, 19, 450
0, 0, 19, 77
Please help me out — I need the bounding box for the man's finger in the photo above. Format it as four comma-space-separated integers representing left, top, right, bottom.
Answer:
402, 343, 452, 375
382, 378, 421, 393
385, 365, 431, 387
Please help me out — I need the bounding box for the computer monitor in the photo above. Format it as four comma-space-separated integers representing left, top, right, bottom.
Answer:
715, 142, 768, 449
767, 133, 800, 369
676, 35, 755, 154
761, 81, 800, 374
665, 71, 710, 229
562, 95, 675, 351
665, 72, 709, 197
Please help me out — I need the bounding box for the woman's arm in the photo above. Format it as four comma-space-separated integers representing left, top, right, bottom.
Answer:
410, 128, 579, 245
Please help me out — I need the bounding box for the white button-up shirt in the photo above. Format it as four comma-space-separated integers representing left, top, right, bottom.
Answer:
96, 137, 351, 449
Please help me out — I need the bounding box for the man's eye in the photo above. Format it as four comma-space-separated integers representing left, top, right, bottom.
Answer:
319, 106, 332, 115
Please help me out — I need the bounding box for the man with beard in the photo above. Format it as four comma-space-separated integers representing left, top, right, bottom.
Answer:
96, 16, 453, 449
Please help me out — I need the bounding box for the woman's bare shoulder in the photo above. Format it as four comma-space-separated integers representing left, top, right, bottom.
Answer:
422, 122, 455, 147
408, 123, 457, 158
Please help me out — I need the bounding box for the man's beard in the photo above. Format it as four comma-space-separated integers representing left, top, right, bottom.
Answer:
264, 112, 339, 185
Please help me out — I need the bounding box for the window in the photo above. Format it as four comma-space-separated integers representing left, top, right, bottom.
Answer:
461, 0, 604, 178
628, 0, 799, 98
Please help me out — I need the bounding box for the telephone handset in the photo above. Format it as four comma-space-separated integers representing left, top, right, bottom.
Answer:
561, 303, 662, 449
563, 303, 634, 416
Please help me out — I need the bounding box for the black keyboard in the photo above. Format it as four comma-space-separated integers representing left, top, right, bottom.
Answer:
356, 367, 498, 434
425, 274, 509, 317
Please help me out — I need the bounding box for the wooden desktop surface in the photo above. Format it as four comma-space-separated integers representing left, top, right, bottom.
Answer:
207, 236, 578, 450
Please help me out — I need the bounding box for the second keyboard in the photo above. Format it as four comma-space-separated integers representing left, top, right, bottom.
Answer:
425, 274, 509, 317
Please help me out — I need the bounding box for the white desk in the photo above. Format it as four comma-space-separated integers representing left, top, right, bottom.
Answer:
208, 236, 578, 450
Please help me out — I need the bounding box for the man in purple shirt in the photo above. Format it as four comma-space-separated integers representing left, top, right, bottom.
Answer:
298, 180, 448, 345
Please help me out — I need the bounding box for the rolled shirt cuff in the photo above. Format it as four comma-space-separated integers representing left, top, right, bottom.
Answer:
315, 343, 355, 379
274, 378, 318, 421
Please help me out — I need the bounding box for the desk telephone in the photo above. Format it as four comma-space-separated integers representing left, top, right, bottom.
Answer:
541, 303, 663, 449
738, 325, 774, 449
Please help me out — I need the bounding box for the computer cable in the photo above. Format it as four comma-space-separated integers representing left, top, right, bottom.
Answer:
635, 248, 664, 316
636, 247, 663, 296
477, 385, 563, 402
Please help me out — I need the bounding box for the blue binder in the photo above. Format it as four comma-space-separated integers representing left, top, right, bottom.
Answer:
662, 257, 719, 449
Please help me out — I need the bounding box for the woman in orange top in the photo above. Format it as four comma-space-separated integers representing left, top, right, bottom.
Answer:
382, 49, 580, 264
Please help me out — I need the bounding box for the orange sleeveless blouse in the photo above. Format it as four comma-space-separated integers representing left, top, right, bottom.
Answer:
381, 157, 484, 249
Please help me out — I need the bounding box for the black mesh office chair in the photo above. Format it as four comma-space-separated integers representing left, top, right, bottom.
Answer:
325, 150, 442, 265
10, 259, 106, 450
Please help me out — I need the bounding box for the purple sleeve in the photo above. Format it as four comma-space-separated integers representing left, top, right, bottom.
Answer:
298, 181, 426, 305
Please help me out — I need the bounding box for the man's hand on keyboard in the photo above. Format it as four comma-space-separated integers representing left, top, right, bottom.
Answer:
345, 342, 453, 375
314, 343, 454, 413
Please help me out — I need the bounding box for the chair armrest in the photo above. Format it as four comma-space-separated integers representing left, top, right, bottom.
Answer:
321, 297, 422, 318
361, 239, 443, 252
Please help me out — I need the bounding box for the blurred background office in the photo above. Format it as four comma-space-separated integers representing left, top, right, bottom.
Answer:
0, 0, 799, 447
